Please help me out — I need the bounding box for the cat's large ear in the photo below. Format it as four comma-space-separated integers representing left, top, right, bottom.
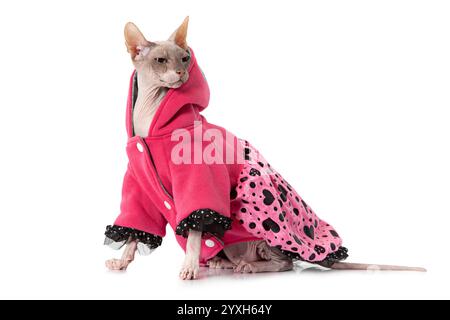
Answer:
124, 22, 153, 59
169, 16, 189, 50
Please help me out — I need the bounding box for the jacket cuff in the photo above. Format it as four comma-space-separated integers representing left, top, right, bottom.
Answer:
175, 209, 232, 238
104, 225, 163, 253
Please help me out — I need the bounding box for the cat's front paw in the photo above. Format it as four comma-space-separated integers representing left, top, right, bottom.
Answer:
105, 258, 129, 271
179, 260, 200, 280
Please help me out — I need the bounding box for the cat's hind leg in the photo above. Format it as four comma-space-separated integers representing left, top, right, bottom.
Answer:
207, 256, 235, 269
234, 259, 293, 273
235, 242, 294, 273
105, 240, 138, 271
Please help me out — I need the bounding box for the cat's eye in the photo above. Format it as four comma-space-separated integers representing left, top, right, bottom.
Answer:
154, 57, 168, 64
182, 55, 190, 63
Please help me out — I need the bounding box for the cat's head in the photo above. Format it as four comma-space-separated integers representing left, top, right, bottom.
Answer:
124, 17, 190, 88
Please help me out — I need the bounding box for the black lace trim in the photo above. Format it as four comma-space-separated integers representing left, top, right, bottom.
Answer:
104, 225, 162, 250
280, 246, 349, 267
317, 246, 349, 268
176, 209, 232, 238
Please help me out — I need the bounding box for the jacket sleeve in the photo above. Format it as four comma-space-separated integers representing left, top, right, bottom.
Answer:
104, 166, 168, 254
169, 160, 232, 239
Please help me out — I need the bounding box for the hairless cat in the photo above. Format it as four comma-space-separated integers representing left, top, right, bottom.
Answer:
105, 17, 426, 279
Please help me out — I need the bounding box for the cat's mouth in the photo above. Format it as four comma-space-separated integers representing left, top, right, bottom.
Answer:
160, 79, 184, 88
160, 73, 189, 88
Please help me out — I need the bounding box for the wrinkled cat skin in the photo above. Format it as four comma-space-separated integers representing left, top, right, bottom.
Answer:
125, 19, 190, 137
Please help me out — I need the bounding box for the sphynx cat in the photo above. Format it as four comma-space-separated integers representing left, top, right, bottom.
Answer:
105, 17, 426, 279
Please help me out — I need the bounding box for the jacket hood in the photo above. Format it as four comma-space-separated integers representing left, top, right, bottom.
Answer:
126, 48, 210, 138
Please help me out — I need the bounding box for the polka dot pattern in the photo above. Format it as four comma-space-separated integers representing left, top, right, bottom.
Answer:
231, 141, 347, 263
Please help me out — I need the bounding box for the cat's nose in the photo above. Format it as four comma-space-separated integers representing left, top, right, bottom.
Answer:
176, 69, 185, 77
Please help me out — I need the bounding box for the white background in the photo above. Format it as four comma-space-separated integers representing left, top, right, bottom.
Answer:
0, 0, 449, 299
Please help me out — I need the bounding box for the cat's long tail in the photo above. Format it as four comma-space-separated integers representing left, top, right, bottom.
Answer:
330, 262, 427, 272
